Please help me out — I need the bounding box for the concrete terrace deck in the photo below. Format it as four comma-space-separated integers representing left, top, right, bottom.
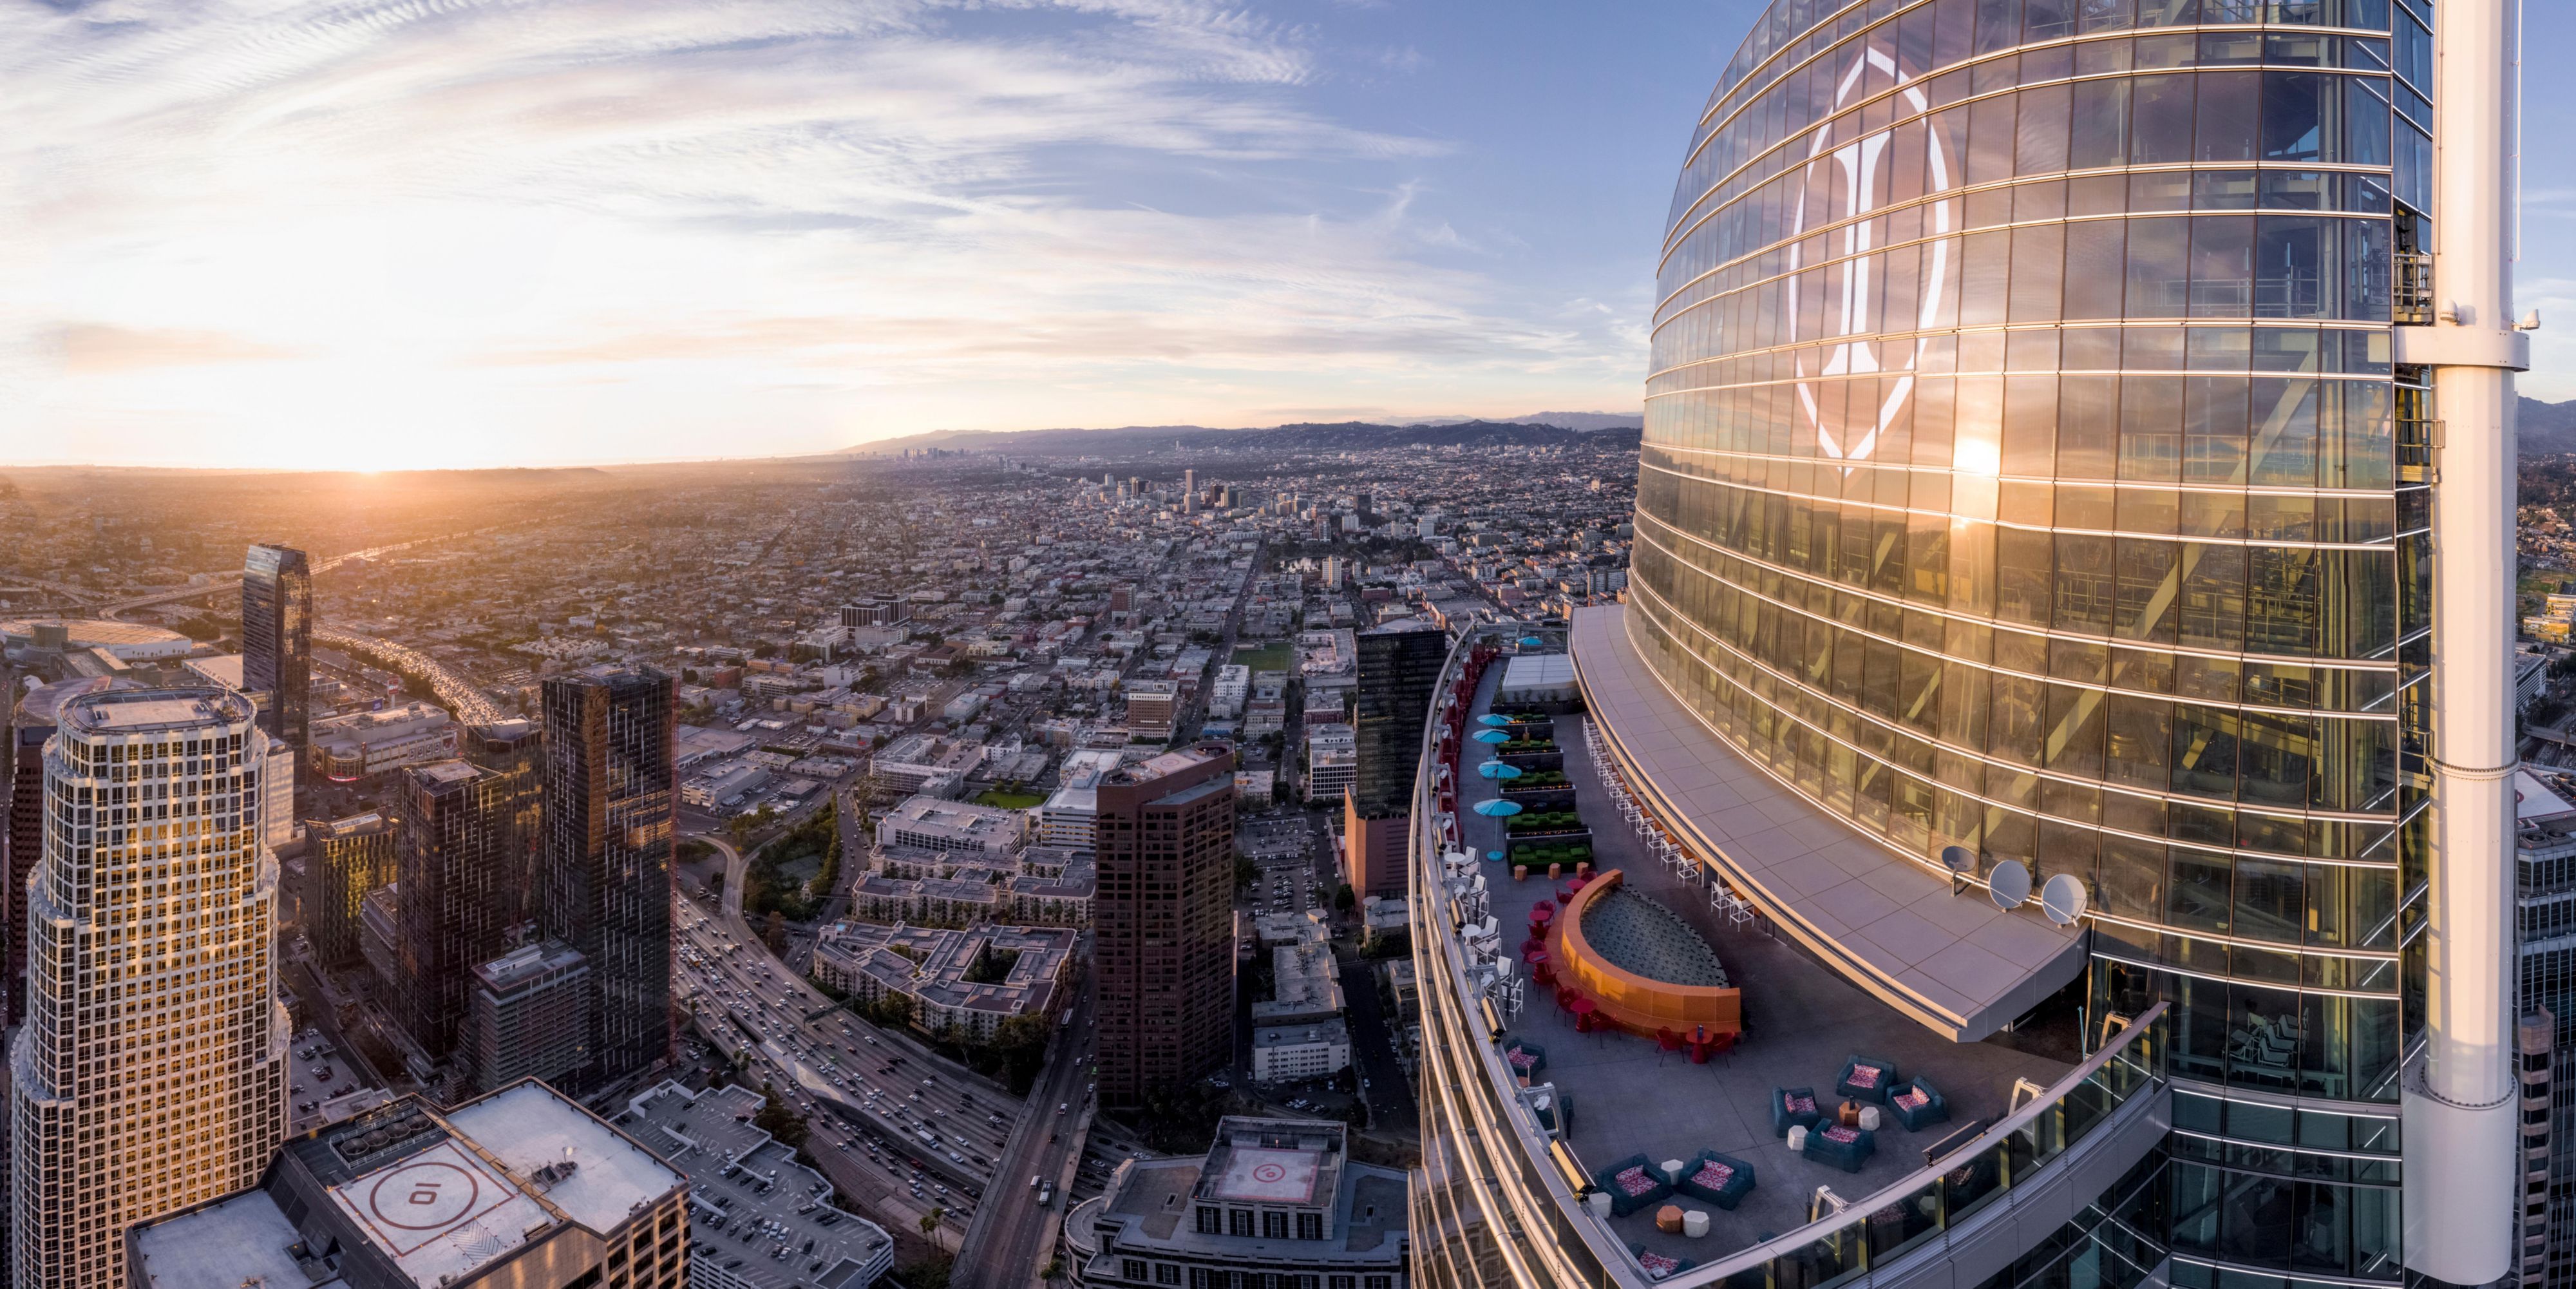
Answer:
1568, 604, 2087, 1041
1453, 651, 2074, 1271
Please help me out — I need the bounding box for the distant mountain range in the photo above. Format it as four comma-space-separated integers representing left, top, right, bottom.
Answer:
838, 412, 1643, 457
2524, 396, 2576, 454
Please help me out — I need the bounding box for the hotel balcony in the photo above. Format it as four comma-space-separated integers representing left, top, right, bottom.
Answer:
1410, 613, 2172, 1289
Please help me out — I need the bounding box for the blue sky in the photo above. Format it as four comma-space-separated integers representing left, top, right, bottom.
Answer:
0, 0, 2566, 469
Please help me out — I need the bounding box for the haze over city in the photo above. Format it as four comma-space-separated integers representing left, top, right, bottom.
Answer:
11, 3, 2576, 1289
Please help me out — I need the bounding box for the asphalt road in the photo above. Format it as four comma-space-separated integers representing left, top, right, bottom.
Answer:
949, 990, 1097, 1289
1334, 951, 1418, 1138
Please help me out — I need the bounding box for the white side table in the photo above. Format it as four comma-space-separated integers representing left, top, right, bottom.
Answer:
1786, 1125, 1809, 1153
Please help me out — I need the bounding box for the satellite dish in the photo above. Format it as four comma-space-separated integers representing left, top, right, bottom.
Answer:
1987, 860, 2032, 912
1938, 845, 1974, 874
2040, 874, 2089, 926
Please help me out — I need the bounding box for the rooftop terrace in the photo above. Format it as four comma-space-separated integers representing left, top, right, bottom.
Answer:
1427, 634, 2087, 1276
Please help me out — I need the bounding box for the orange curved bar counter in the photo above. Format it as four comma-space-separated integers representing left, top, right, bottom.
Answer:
1551, 869, 1741, 1038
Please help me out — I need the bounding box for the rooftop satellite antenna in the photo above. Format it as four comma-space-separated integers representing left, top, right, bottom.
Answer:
1987, 859, 2031, 912
2040, 873, 2089, 927
1939, 845, 1975, 897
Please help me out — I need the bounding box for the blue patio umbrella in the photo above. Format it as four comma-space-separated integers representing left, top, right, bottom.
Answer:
1473, 729, 1511, 744
1477, 761, 1522, 780
1473, 799, 1524, 817
1519, 636, 1546, 647
1479, 713, 1512, 727
1487, 850, 1505, 861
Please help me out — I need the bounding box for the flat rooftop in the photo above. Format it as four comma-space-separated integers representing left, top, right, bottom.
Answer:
621, 1082, 895, 1289
1443, 633, 2076, 1268
61, 686, 250, 734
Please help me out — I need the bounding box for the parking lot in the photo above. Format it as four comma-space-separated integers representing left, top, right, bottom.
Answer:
287, 1027, 387, 1136
1242, 816, 1323, 915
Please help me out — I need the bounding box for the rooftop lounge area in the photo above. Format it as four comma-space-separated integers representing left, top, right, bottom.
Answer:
1418, 625, 2164, 1285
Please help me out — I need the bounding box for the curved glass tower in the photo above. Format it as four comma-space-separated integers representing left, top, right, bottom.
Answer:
1410, 1, 2526, 1287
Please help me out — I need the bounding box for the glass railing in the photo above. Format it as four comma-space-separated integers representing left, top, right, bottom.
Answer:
1413, 617, 2172, 1289
1658, 1002, 2169, 1289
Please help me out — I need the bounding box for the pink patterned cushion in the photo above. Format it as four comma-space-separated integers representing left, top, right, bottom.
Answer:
1847, 1064, 1884, 1089
1894, 1088, 1930, 1111
1508, 1049, 1538, 1070
1820, 1125, 1861, 1144
1690, 1161, 1736, 1189
1640, 1252, 1681, 1277
1615, 1165, 1659, 1198
1785, 1092, 1815, 1115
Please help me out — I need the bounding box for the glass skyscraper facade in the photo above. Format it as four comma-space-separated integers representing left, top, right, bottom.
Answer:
1411, 1, 2524, 1287
240, 543, 312, 772
540, 665, 677, 1088
1631, 2, 2423, 1283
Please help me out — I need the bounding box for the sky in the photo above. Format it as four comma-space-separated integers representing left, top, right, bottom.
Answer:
2, 0, 2571, 471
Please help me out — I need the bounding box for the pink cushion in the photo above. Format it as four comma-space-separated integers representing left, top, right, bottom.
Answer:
1894, 1088, 1930, 1111
1615, 1165, 1658, 1197
1785, 1093, 1815, 1115
1847, 1064, 1884, 1089
1508, 1049, 1538, 1069
1820, 1125, 1861, 1144
1690, 1161, 1735, 1189
1639, 1252, 1681, 1277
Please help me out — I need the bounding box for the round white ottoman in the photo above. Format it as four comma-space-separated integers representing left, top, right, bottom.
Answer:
1858, 1106, 1882, 1131
1683, 1210, 1710, 1239
1786, 1125, 1809, 1153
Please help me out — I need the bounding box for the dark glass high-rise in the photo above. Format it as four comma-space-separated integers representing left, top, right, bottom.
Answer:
541, 666, 676, 1087
241, 542, 312, 774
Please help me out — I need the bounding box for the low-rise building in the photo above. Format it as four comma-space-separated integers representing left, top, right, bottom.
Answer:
1124, 682, 1177, 739
308, 702, 455, 781
465, 940, 591, 1095
1251, 1020, 1352, 1082
876, 794, 1028, 861
1064, 1117, 1407, 1289
810, 922, 1075, 1041
621, 1081, 896, 1289
1253, 941, 1345, 1027
126, 1084, 690, 1289
1303, 722, 1356, 803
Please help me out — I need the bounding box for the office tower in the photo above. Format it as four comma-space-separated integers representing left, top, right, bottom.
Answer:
541, 666, 676, 1087
1345, 623, 1444, 900
126, 1084, 688, 1289
10, 687, 288, 1288
1093, 743, 1235, 1111
240, 544, 311, 774
304, 812, 395, 968
390, 756, 526, 1067
261, 736, 298, 854
1321, 556, 1345, 590
5, 718, 48, 1024
1413, 2, 2521, 1286
466, 940, 591, 1094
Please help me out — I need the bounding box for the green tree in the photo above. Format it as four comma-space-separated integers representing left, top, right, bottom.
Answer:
1235, 855, 1260, 895
918, 1205, 947, 1250
1334, 883, 1356, 912
763, 910, 789, 953
752, 1084, 809, 1149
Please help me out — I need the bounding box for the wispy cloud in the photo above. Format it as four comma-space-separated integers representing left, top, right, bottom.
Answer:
0, 0, 1644, 466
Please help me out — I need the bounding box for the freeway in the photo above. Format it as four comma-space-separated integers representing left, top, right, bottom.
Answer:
674, 899, 998, 1244
91, 531, 494, 621
314, 626, 503, 724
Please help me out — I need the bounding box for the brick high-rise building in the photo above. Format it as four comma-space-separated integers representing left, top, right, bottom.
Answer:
1092, 742, 1236, 1111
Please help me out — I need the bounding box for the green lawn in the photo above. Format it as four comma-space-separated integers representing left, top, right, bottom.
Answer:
974, 789, 1046, 809
1231, 642, 1293, 673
